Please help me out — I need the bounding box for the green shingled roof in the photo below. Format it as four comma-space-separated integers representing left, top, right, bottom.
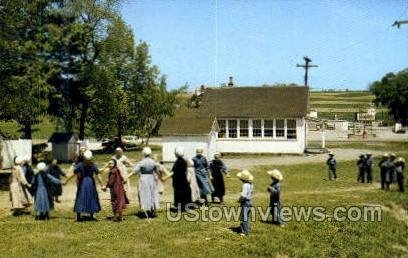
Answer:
199, 86, 309, 118
159, 109, 216, 136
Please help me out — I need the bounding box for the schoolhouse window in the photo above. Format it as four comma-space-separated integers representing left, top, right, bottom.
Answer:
252, 119, 262, 138
287, 119, 297, 139
239, 120, 249, 137
276, 119, 285, 138
217, 120, 226, 138
228, 120, 237, 138
264, 120, 273, 138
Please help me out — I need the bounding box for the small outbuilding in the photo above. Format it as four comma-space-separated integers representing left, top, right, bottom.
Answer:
49, 133, 79, 162
159, 110, 218, 162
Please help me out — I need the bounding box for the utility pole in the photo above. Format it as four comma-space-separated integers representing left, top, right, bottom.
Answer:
296, 56, 318, 87
392, 20, 408, 28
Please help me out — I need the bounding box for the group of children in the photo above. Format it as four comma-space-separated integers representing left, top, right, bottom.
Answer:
357, 153, 373, 183
7, 147, 283, 237
10, 147, 405, 237
379, 153, 405, 192
235, 168, 284, 236
326, 151, 406, 192
9, 156, 66, 219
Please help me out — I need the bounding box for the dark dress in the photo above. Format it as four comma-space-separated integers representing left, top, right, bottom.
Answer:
47, 165, 66, 197
73, 162, 101, 213
172, 157, 192, 210
23, 163, 35, 195
209, 159, 227, 202
107, 167, 129, 213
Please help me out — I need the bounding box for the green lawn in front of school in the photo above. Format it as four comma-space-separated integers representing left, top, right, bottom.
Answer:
0, 142, 407, 257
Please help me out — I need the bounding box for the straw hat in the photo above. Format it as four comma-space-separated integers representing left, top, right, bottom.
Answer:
237, 169, 254, 182
214, 152, 221, 158
328, 151, 334, 156
382, 153, 389, 158
389, 153, 397, 158
196, 147, 204, 154
142, 147, 152, 156
83, 150, 93, 160
397, 157, 406, 164
366, 152, 372, 156
267, 169, 283, 181
35, 162, 47, 174
175, 147, 184, 157
14, 156, 24, 165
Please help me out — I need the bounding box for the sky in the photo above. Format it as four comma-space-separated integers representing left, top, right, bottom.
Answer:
120, 0, 408, 91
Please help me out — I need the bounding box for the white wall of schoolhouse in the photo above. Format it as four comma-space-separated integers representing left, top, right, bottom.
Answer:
162, 133, 217, 162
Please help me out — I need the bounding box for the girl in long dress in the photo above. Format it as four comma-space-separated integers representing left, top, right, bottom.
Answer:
9, 156, 31, 215
209, 153, 228, 203
31, 162, 61, 220
171, 147, 192, 211
128, 147, 160, 217
192, 148, 212, 205
65, 150, 103, 221
102, 159, 129, 222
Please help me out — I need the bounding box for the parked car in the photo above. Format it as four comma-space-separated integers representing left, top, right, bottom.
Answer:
122, 135, 142, 145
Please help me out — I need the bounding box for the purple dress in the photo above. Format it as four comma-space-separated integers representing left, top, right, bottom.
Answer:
73, 162, 101, 213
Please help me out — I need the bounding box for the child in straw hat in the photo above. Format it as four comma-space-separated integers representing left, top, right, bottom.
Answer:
237, 170, 254, 236
267, 169, 284, 227
379, 153, 389, 190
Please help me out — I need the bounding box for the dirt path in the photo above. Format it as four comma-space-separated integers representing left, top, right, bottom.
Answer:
223, 148, 384, 169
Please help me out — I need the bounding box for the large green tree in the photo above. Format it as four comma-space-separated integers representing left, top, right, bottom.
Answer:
88, 17, 134, 141
0, 0, 55, 139
370, 69, 408, 125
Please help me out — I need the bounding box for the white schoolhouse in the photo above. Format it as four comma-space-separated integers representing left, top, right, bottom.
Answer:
159, 86, 309, 159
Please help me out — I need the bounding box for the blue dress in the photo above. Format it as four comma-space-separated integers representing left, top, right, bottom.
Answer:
32, 172, 60, 213
74, 162, 101, 213
192, 155, 212, 197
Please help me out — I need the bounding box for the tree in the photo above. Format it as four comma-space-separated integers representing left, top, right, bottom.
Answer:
369, 69, 408, 125
0, 0, 54, 139
128, 42, 178, 145
88, 17, 134, 142
48, 0, 121, 139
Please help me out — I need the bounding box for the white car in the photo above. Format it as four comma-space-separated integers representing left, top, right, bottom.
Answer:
122, 136, 142, 145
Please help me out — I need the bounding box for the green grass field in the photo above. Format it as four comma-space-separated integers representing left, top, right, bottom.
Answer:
0, 142, 407, 257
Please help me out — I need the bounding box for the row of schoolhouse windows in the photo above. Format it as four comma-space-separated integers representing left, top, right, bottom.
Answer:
217, 119, 297, 139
